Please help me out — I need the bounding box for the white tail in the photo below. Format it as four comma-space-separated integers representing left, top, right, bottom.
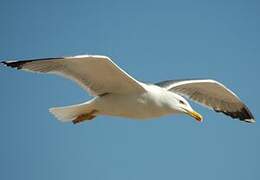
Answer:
49, 100, 94, 122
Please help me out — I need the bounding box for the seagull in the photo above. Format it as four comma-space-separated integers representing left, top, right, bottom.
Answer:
2, 55, 255, 124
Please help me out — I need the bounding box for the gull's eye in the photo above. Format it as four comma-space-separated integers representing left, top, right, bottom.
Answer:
179, 100, 185, 105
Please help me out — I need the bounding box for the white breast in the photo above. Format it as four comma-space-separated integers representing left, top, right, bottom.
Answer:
92, 84, 176, 119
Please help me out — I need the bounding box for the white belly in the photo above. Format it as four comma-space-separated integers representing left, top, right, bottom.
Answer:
92, 91, 174, 119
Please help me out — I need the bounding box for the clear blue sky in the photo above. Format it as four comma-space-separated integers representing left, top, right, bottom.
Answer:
0, 0, 259, 179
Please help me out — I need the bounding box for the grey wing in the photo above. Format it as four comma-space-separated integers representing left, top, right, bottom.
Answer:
2, 55, 146, 96
155, 79, 255, 123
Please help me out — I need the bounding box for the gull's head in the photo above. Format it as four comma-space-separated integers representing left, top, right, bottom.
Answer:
169, 94, 203, 122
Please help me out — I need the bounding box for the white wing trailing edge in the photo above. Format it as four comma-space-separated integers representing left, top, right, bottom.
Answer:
155, 79, 255, 123
2, 55, 146, 96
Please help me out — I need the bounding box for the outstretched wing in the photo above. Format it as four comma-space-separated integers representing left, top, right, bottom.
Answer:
155, 79, 255, 123
2, 55, 146, 96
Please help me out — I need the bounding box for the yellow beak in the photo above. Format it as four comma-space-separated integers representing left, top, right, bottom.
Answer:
184, 108, 203, 122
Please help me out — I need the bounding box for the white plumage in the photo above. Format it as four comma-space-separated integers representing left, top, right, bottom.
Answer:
2, 55, 255, 124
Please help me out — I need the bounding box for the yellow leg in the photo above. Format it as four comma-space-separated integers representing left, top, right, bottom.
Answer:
72, 110, 97, 124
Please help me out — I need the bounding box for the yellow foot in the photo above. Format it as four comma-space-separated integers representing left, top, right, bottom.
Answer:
72, 110, 97, 124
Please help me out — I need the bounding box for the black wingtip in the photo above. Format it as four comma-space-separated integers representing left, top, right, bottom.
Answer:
239, 105, 255, 123
2, 57, 64, 70
1, 61, 13, 68
215, 104, 255, 123
1, 61, 9, 66
1, 60, 32, 69
244, 118, 256, 123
